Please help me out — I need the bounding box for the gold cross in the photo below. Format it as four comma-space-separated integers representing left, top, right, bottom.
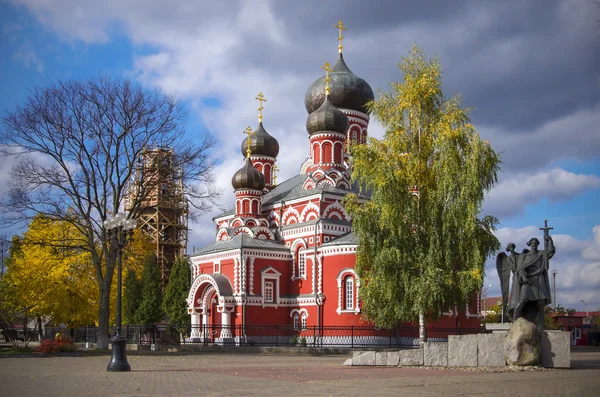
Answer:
255, 92, 267, 123
244, 126, 255, 158
334, 20, 346, 53
272, 164, 279, 187
322, 61, 331, 96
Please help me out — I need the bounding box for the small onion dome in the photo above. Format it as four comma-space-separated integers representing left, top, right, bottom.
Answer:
239, 122, 279, 158
304, 53, 374, 115
306, 95, 349, 136
231, 157, 265, 191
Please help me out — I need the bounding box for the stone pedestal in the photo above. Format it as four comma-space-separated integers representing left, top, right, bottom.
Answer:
352, 350, 375, 366
478, 332, 507, 367
541, 330, 570, 368
448, 335, 478, 367
399, 349, 424, 366
423, 342, 447, 366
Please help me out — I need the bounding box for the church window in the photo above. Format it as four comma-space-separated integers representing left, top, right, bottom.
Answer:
313, 142, 320, 163
265, 281, 274, 303
293, 313, 300, 330
298, 249, 306, 278
322, 142, 332, 163
301, 312, 307, 329
345, 276, 354, 310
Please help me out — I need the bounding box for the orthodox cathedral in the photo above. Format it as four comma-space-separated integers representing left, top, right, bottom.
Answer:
186, 22, 481, 342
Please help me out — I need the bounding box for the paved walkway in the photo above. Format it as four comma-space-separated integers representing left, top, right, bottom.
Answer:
1, 351, 599, 396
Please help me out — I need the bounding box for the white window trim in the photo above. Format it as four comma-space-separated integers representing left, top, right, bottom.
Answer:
260, 266, 282, 307
336, 268, 360, 315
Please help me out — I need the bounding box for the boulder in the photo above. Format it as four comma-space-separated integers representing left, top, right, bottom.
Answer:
504, 317, 540, 366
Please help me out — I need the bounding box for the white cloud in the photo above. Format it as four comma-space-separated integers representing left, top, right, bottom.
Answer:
582, 225, 600, 261
484, 168, 600, 218
13, 43, 44, 72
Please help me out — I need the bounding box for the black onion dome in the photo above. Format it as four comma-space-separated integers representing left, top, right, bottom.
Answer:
239, 122, 279, 158
305, 53, 374, 115
231, 157, 265, 191
306, 96, 349, 136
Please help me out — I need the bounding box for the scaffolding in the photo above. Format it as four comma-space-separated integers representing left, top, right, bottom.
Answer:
125, 147, 189, 289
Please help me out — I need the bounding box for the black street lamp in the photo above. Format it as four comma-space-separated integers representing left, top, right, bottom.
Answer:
104, 212, 136, 372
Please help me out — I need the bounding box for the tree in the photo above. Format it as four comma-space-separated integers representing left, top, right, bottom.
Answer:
134, 253, 163, 324
123, 269, 142, 324
1, 77, 220, 348
162, 256, 191, 327
344, 47, 501, 334
2, 215, 97, 327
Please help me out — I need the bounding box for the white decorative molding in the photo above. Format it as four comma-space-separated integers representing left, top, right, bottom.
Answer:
323, 202, 349, 221
260, 266, 282, 307
300, 202, 320, 222
282, 207, 300, 225
249, 257, 255, 295
335, 268, 360, 315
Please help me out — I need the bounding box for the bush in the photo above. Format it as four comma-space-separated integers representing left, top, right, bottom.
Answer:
35, 338, 77, 354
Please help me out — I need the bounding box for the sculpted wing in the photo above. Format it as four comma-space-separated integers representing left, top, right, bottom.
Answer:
496, 252, 511, 309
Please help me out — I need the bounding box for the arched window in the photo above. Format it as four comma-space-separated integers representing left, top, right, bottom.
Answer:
242, 200, 250, 213
322, 142, 332, 163
345, 276, 354, 310
301, 312, 307, 330
297, 249, 306, 278
313, 142, 320, 163
293, 313, 299, 330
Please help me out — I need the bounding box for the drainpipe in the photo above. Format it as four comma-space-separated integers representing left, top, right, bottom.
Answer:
277, 200, 285, 241
314, 217, 323, 336
240, 250, 246, 341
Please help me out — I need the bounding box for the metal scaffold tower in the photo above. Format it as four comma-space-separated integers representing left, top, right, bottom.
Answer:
125, 147, 189, 289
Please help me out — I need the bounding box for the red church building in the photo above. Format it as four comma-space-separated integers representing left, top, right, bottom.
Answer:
186, 23, 481, 345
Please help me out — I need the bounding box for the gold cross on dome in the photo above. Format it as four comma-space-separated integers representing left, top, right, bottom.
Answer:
272, 164, 279, 187
322, 61, 331, 96
334, 20, 346, 53
244, 126, 255, 158
255, 92, 267, 123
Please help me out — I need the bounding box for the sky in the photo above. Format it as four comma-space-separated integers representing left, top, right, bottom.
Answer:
0, 0, 599, 312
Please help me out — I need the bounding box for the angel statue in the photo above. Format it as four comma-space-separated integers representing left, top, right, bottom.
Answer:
496, 220, 555, 330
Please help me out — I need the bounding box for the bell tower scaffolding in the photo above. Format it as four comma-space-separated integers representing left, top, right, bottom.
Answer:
125, 147, 189, 288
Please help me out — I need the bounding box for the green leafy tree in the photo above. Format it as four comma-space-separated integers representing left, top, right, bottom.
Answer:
134, 253, 163, 324
123, 270, 142, 324
344, 47, 501, 333
162, 257, 191, 327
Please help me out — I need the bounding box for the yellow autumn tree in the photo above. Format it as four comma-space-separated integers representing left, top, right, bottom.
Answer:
4, 215, 98, 327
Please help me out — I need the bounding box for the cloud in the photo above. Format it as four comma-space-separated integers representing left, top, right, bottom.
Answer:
13, 43, 44, 72
484, 168, 600, 218
582, 225, 600, 261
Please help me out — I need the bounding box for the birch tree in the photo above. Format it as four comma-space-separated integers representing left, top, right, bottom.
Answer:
344, 47, 500, 333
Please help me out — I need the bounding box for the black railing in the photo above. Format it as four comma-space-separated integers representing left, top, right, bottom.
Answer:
43, 324, 487, 349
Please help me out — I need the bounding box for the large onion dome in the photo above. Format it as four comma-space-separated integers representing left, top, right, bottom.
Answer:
305, 53, 374, 115
239, 122, 279, 158
306, 95, 349, 135
231, 157, 265, 191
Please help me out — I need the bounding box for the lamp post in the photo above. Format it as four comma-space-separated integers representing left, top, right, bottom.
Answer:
104, 212, 136, 372
581, 300, 589, 318
482, 283, 492, 317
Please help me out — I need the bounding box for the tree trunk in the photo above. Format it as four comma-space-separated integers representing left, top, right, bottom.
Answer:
96, 283, 111, 350
419, 311, 427, 345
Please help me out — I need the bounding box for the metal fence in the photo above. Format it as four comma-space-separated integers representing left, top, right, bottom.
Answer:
45, 324, 486, 349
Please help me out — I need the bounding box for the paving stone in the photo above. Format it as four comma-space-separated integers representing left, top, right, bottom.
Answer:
448, 334, 478, 367
478, 332, 507, 367
423, 342, 447, 366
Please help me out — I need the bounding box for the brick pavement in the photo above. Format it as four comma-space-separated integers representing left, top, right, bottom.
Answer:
0, 351, 599, 397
